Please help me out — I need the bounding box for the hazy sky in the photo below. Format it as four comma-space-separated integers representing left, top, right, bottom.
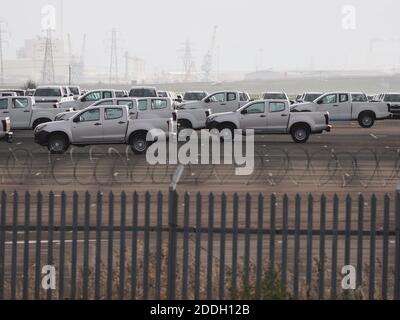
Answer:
1, 0, 400, 73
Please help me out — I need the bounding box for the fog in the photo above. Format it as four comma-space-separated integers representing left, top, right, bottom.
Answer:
1, 0, 399, 75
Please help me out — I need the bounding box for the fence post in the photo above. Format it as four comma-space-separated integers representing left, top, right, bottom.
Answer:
167, 187, 178, 300
394, 185, 400, 300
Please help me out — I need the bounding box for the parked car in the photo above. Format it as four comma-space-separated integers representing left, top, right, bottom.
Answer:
373, 93, 400, 117
261, 92, 289, 100
67, 86, 82, 99
129, 86, 158, 98
0, 89, 25, 96
55, 97, 175, 121
297, 92, 323, 103
0, 96, 73, 129
33, 86, 74, 108
183, 91, 208, 102
291, 92, 391, 128
0, 116, 12, 142
34, 105, 175, 154
177, 91, 250, 129
0, 92, 17, 97
206, 99, 331, 143
57, 89, 127, 110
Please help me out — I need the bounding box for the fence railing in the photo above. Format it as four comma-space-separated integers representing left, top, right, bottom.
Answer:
0, 189, 400, 300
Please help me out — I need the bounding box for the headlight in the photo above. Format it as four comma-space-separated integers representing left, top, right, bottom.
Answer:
35, 124, 47, 133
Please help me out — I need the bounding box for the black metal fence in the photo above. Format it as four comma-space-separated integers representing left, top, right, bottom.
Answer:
0, 189, 400, 300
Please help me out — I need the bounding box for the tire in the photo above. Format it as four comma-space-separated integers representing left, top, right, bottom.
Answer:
291, 125, 310, 143
177, 119, 192, 131
358, 112, 375, 128
32, 118, 51, 129
130, 132, 149, 155
47, 133, 69, 154
218, 123, 235, 141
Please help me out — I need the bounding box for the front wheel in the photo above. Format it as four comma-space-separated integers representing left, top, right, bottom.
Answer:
47, 134, 69, 154
291, 125, 310, 143
358, 113, 375, 128
130, 132, 149, 154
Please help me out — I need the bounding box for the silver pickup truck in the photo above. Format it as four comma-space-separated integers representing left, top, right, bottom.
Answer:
206, 100, 331, 143
0, 117, 12, 142
0, 96, 73, 129
291, 92, 391, 128
34, 105, 174, 154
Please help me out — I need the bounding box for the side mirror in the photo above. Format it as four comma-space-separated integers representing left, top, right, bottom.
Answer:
73, 116, 80, 123
63, 94, 68, 97
290, 100, 295, 105
204, 98, 210, 103
241, 109, 248, 115
80, 97, 86, 102
317, 99, 323, 104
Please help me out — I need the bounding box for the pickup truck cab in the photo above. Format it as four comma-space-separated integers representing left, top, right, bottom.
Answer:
34, 86, 74, 108
57, 89, 127, 110
291, 92, 391, 128
177, 90, 250, 129
0, 96, 73, 129
129, 86, 158, 98
34, 105, 174, 154
0, 89, 25, 96
262, 92, 289, 100
206, 99, 331, 143
183, 91, 208, 101
0, 117, 12, 142
297, 92, 323, 103
0, 92, 17, 97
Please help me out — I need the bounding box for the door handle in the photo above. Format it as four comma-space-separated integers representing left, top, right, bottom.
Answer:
260, 115, 266, 118
2, 111, 9, 114
220, 103, 226, 106
118, 121, 126, 124
333, 104, 339, 107
281, 114, 288, 117
94, 123, 102, 126
24, 110, 30, 113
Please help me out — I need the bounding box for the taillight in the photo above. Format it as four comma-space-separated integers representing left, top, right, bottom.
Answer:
324, 114, 329, 125
388, 104, 391, 112
205, 110, 210, 117
1, 120, 5, 131
172, 111, 177, 121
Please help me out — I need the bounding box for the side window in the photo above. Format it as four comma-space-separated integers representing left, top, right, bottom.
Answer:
0, 99, 8, 110
339, 94, 349, 103
115, 91, 124, 98
96, 100, 113, 106
138, 100, 148, 111
320, 94, 337, 104
12, 98, 29, 109
245, 102, 265, 114
269, 102, 286, 112
240, 92, 249, 102
151, 99, 167, 110
227, 92, 237, 101
103, 91, 113, 99
117, 100, 134, 109
78, 109, 100, 122
105, 108, 123, 120
209, 93, 225, 103
85, 91, 102, 101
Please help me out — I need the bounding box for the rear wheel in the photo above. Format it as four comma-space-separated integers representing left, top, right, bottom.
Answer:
177, 119, 192, 132
358, 112, 375, 128
291, 125, 310, 143
130, 132, 149, 154
47, 134, 69, 154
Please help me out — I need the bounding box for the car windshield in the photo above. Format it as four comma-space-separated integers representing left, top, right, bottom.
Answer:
305, 94, 322, 102
184, 92, 206, 101
34, 88, 62, 97
263, 93, 287, 100
384, 94, 400, 102
129, 88, 157, 97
